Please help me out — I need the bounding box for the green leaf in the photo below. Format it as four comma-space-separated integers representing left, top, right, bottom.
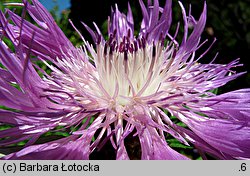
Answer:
196, 156, 203, 160
176, 122, 187, 128
209, 88, 218, 95
167, 139, 192, 149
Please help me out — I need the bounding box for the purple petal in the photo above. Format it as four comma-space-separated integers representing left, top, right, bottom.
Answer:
193, 89, 250, 121
137, 126, 189, 160
116, 141, 130, 160
178, 2, 207, 58
177, 111, 250, 159
3, 136, 89, 160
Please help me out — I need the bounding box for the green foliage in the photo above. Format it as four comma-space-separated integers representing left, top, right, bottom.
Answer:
209, 88, 218, 95
52, 8, 83, 46
167, 139, 192, 149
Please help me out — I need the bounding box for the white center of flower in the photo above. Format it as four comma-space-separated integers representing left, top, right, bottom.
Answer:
43, 38, 175, 110
95, 41, 168, 106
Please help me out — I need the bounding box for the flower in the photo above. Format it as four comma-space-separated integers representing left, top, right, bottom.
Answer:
0, 0, 249, 160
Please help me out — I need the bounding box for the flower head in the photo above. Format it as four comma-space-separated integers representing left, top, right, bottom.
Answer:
0, 0, 249, 160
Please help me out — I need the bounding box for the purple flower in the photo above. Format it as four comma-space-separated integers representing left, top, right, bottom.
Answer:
0, 0, 249, 160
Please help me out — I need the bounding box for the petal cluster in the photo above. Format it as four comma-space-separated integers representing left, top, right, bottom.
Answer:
0, 0, 249, 160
